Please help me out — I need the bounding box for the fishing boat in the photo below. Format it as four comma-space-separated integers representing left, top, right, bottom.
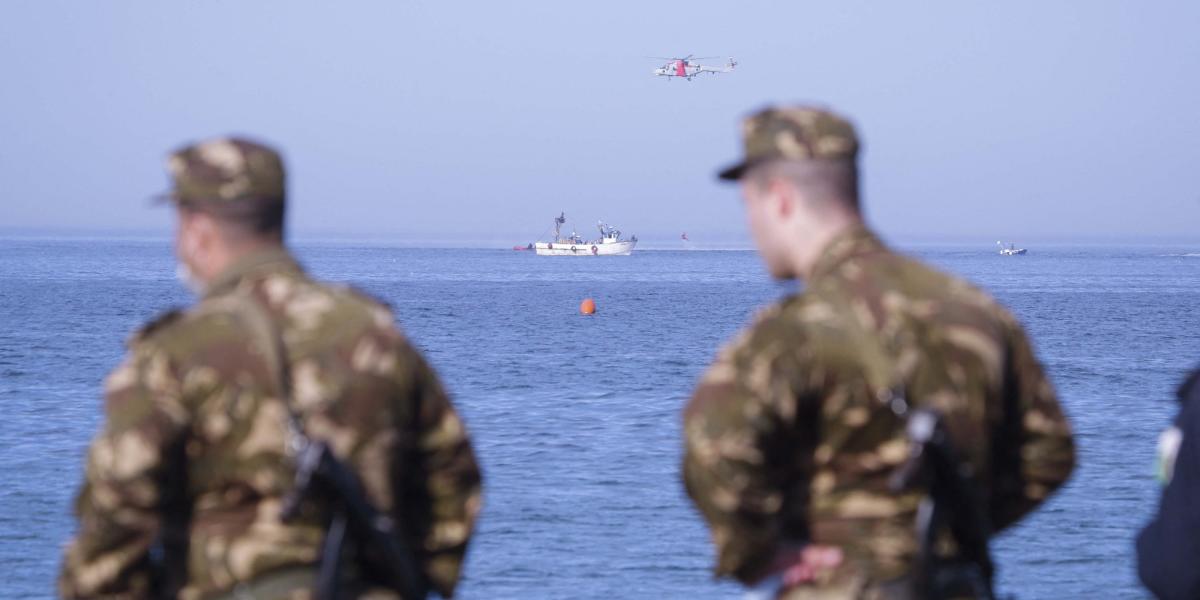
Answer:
997, 241, 1027, 256
534, 213, 637, 256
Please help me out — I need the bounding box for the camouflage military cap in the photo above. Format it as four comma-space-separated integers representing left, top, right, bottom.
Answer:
717, 105, 859, 180
157, 136, 285, 207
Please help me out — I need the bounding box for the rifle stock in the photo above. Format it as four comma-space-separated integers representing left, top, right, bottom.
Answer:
281, 440, 429, 600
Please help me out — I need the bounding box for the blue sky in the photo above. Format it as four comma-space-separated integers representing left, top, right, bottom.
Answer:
1, 2, 1197, 245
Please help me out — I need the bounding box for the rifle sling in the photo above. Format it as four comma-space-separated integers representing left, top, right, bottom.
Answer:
228, 293, 306, 437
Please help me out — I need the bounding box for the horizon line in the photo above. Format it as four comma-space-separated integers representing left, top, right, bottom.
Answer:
2, 227, 1199, 249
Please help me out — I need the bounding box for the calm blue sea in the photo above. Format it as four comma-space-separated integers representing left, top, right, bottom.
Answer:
1, 237, 1198, 599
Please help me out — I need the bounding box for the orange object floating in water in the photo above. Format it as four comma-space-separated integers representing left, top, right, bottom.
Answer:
580, 298, 597, 315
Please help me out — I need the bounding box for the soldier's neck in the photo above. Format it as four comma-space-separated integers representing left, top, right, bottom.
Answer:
198, 239, 285, 287
794, 214, 862, 281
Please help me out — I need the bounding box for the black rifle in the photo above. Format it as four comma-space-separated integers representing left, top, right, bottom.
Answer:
235, 297, 429, 600
890, 408, 996, 600
279, 438, 429, 600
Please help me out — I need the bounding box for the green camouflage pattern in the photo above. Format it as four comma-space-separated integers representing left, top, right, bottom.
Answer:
718, 105, 859, 180
682, 226, 1075, 595
161, 137, 286, 206
60, 248, 482, 599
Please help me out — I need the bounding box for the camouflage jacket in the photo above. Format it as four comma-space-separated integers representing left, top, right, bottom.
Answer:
682, 226, 1075, 589
60, 248, 482, 599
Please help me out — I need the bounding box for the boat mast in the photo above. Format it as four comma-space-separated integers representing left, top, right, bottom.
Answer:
554, 212, 566, 242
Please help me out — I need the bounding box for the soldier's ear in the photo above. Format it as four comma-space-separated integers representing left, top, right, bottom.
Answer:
184, 211, 223, 253
767, 178, 797, 219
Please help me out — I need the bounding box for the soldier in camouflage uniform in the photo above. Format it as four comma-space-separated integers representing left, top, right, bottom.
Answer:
60, 137, 482, 599
682, 106, 1076, 599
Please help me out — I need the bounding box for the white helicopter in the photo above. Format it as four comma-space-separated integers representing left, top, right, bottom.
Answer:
650, 54, 737, 81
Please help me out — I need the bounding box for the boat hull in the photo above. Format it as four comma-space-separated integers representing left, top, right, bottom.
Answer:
534, 240, 636, 256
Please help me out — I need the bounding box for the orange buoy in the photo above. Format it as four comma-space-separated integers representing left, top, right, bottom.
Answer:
579, 298, 597, 315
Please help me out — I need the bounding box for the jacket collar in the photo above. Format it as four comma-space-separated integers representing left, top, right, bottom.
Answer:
807, 224, 888, 283
202, 246, 302, 300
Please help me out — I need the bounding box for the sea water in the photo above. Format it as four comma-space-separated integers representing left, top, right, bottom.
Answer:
1, 237, 1197, 599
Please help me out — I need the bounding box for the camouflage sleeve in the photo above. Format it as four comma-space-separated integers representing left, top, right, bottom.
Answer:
990, 317, 1076, 531
396, 345, 483, 598
59, 340, 189, 598
682, 316, 806, 584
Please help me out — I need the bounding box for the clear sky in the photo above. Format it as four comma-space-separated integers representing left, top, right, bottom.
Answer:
2, 1, 1197, 245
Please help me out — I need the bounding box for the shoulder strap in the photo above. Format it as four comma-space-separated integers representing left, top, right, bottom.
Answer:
226, 292, 308, 449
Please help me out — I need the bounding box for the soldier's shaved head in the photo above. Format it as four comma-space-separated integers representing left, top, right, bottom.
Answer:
745, 158, 860, 214
179, 200, 286, 244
